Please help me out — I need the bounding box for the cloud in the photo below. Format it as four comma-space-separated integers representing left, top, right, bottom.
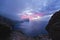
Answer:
0, 0, 60, 20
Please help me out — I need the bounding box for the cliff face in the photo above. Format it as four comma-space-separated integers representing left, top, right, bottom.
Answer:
46, 10, 60, 40
46, 10, 60, 31
0, 15, 15, 40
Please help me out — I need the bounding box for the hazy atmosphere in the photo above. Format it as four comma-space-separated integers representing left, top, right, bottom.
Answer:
0, 0, 60, 36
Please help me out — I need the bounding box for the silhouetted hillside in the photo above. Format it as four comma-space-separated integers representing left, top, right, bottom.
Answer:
0, 15, 16, 40
46, 10, 60, 31
46, 10, 60, 40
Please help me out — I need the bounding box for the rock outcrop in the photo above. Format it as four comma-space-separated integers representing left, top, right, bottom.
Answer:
46, 10, 60, 40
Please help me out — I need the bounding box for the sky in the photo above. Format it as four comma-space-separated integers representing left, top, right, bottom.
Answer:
0, 0, 60, 36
